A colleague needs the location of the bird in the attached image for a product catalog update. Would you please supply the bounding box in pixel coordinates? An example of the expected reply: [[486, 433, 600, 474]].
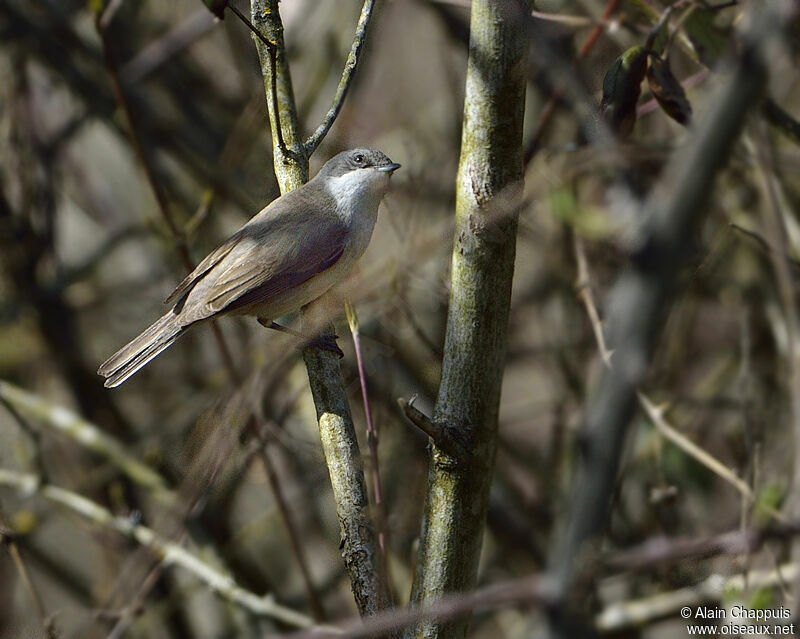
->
[[98, 148, 400, 387]]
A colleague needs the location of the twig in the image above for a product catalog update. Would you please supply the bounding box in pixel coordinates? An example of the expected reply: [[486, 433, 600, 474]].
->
[[120, 9, 217, 84], [276, 522, 800, 638], [572, 234, 612, 367], [763, 98, 800, 146], [0, 395, 49, 483], [530, 10, 610, 28], [524, 0, 622, 163], [748, 126, 800, 528], [304, 0, 378, 154], [0, 380, 172, 500], [0, 509, 58, 639], [572, 238, 773, 516], [596, 562, 800, 632], [277, 573, 550, 639], [257, 440, 326, 621], [345, 301, 390, 594], [93, 10, 240, 383], [228, 4, 287, 155], [397, 397, 468, 460], [0, 469, 318, 628], [637, 393, 765, 512]]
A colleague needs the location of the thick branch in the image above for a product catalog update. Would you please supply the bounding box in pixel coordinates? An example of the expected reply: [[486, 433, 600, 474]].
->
[[408, 2, 529, 638]]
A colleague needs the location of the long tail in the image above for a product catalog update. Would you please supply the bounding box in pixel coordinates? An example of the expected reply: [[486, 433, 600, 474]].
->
[[98, 312, 185, 388]]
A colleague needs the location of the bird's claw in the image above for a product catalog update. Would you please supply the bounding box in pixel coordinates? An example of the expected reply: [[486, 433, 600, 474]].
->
[[302, 334, 344, 359]]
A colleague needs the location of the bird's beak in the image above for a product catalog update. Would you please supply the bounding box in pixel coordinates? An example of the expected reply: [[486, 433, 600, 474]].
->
[[376, 163, 401, 173]]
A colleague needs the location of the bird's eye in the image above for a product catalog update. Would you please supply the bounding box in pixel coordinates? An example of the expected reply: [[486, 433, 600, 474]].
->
[[353, 153, 365, 165]]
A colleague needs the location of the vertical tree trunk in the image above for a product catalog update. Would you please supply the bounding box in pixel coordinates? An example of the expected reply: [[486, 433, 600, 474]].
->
[[408, 2, 529, 637]]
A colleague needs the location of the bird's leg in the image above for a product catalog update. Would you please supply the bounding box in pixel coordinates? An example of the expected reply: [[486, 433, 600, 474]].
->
[[257, 317, 343, 358], [257, 318, 303, 337]]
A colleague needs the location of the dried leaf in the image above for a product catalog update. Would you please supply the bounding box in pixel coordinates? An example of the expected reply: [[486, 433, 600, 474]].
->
[[601, 46, 649, 137], [646, 54, 692, 125]]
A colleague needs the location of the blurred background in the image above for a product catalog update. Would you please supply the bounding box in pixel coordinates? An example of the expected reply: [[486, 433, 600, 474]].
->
[[1, 0, 799, 637]]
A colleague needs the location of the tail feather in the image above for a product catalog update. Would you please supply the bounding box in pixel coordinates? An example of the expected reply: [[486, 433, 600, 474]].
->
[[98, 313, 185, 388]]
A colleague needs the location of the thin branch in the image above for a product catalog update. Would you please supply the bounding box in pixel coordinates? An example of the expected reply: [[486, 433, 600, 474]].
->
[[763, 98, 800, 146], [572, 234, 612, 367], [276, 521, 800, 638], [345, 301, 390, 595], [0, 469, 318, 629], [572, 239, 776, 518], [93, 10, 240, 383], [637, 393, 773, 516], [228, 3, 287, 154], [530, 10, 611, 28], [304, 0, 378, 155], [0, 509, 58, 639], [120, 8, 217, 84], [250, 0, 389, 616], [257, 439, 326, 621], [524, 0, 622, 163], [0, 395, 49, 483], [596, 562, 800, 632], [0, 380, 172, 500]]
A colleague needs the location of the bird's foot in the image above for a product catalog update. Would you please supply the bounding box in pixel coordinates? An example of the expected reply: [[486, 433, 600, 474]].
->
[[302, 333, 344, 359]]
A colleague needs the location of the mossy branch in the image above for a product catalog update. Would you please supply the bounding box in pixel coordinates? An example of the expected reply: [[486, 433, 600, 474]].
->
[[407, 2, 530, 637], [248, 0, 390, 616]]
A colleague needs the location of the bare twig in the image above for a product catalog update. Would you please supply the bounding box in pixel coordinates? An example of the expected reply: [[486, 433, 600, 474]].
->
[[278, 574, 550, 639], [276, 521, 800, 638], [748, 127, 800, 531], [596, 562, 800, 632], [228, 3, 287, 155], [94, 9, 240, 383], [763, 98, 800, 146], [0, 469, 317, 628], [0, 380, 171, 500], [524, 0, 622, 163], [0, 509, 58, 639], [572, 236, 778, 519], [572, 234, 612, 367], [257, 441, 326, 621], [120, 8, 217, 84], [304, 0, 378, 154], [345, 301, 390, 594]]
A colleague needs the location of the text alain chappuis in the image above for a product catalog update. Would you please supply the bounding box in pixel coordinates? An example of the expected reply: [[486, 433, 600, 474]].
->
[[684, 606, 791, 622]]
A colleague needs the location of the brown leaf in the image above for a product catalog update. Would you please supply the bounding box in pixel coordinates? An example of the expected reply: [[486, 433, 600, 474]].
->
[[646, 54, 692, 126]]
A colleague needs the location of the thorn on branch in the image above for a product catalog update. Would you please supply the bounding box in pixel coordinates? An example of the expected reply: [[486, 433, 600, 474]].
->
[[397, 397, 469, 460]]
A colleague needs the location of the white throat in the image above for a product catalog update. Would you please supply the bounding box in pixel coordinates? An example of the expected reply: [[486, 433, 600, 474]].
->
[[326, 170, 387, 222]]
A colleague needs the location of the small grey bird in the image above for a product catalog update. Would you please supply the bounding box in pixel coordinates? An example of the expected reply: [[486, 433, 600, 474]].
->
[[99, 148, 400, 387]]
